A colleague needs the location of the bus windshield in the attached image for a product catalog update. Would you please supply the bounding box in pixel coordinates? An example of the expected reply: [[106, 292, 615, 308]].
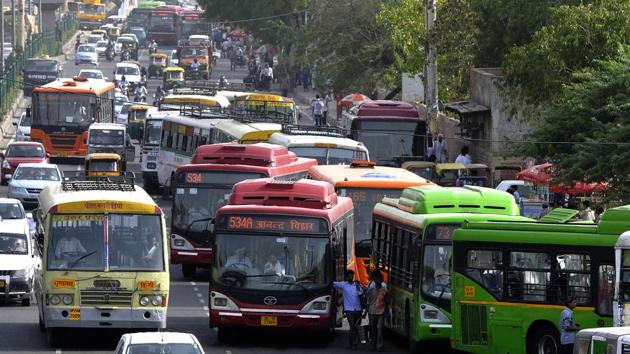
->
[[338, 188, 404, 243], [149, 14, 175, 32], [89, 129, 125, 146], [33, 93, 96, 127], [180, 20, 207, 36], [144, 120, 162, 146], [213, 234, 330, 291], [421, 224, 455, 303], [181, 48, 208, 57], [47, 214, 163, 272], [354, 121, 423, 165], [79, 3, 105, 14], [172, 186, 232, 229], [289, 147, 367, 165]]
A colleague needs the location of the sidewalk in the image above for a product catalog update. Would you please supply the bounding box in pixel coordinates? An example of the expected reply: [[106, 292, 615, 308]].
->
[[0, 31, 80, 152]]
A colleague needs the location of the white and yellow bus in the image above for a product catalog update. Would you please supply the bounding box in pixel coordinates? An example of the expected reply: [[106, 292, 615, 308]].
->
[[36, 177, 169, 346]]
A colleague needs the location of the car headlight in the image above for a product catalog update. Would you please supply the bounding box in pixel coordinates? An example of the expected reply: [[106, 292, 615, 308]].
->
[[49, 295, 61, 305], [13, 268, 30, 278], [8, 185, 26, 195], [151, 295, 163, 306], [2, 159, 10, 168], [62, 295, 73, 305], [139, 295, 150, 306]]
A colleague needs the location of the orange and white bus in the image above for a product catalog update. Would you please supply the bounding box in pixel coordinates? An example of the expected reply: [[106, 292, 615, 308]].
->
[[309, 161, 433, 285], [30, 77, 116, 158]]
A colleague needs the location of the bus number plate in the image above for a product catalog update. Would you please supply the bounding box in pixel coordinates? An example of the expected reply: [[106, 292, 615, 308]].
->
[[58, 151, 67, 157], [69, 308, 80, 320], [260, 316, 277, 326]]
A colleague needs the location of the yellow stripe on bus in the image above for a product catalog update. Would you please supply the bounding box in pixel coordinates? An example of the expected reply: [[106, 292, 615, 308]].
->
[[56, 201, 156, 214], [458, 300, 595, 312]]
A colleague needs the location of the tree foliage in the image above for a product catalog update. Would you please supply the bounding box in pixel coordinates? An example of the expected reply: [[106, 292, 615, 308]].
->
[[521, 47, 630, 200]]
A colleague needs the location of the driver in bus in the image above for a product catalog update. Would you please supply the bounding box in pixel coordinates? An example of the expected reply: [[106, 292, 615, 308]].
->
[[224, 248, 252, 271], [55, 231, 86, 259], [264, 253, 285, 276]]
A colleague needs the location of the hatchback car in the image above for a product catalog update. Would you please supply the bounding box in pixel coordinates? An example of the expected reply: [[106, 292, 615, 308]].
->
[[14, 111, 31, 142], [8, 163, 61, 209], [95, 40, 109, 56], [75, 44, 98, 66], [78, 69, 106, 80], [114, 332, 205, 354], [86, 34, 103, 47], [115, 93, 129, 115], [0, 142, 48, 185], [0, 220, 38, 306]]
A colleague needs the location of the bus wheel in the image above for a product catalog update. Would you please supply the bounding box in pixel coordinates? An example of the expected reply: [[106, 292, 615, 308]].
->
[[528, 325, 559, 354], [182, 264, 196, 278]]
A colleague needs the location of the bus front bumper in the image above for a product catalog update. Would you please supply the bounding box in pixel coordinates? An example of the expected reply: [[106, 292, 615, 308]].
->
[[209, 310, 332, 331], [44, 307, 167, 328]]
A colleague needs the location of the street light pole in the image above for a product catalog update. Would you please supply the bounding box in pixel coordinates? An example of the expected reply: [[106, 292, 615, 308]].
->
[[424, 0, 438, 137], [1, 5, 5, 72], [11, 0, 15, 51], [39, 0, 43, 33]]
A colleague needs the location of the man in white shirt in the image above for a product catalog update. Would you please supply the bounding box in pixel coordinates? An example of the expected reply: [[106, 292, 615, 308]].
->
[[264, 254, 285, 276], [225, 248, 252, 270], [55, 233, 86, 259], [455, 146, 472, 165], [433, 134, 448, 163]]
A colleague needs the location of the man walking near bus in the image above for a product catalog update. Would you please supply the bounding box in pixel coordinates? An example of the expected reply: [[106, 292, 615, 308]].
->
[[560, 297, 580, 354], [312, 95, 324, 126], [334, 270, 364, 350]]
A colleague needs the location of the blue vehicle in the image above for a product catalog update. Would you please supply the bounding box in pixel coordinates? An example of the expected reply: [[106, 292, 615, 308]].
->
[[130, 27, 147, 47]]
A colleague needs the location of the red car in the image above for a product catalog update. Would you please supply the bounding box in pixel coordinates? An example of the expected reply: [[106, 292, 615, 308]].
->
[[0, 142, 49, 185]]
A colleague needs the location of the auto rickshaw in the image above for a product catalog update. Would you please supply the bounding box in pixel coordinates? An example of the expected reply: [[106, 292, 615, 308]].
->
[[401, 161, 436, 181], [148, 53, 168, 79], [128, 104, 151, 141], [163, 67, 185, 91], [101, 24, 120, 41], [84, 153, 123, 177], [457, 163, 491, 187], [435, 162, 467, 186], [119, 37, 139, 60]]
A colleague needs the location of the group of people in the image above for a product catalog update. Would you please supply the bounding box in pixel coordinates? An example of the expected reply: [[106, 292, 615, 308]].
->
[[311, 94, 332, 126], [244, 55, 274, 90], [333, 269, 389, 352]]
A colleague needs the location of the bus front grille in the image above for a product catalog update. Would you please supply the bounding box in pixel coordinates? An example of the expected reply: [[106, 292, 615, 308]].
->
[[80, 290, 133, 306], [460, 303, 488, 346], [50, 135, 77, 147]]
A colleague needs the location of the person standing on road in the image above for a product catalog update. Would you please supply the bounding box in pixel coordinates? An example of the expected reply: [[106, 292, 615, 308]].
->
[[312, 95, 324, 126], [560, 297, 580, 354], [366, 270, 388, 352], [333, 270, 364, 350], [433, 133, 448, 163]]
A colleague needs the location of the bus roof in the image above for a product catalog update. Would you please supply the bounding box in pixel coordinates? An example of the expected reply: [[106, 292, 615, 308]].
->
[[191, 142, 310, 166], [380, 185, 520, 215], [309, 162, 431, 189], [214, 120, 281, 143], [152, 5, 183, 13], [32, 77, 114, 95], [38, 182, 157, 215], [216, 178, 354, 226], [89, 122, 125, 130], [162, 94, 230, 108], [355, 100, 423, 120], [161, 115, 224, 130], [269, 132, 368, 152]]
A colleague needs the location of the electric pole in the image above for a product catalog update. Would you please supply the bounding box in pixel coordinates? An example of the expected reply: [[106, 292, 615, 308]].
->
[[424, 0, 438, 137], [1, 6, 5, 72]]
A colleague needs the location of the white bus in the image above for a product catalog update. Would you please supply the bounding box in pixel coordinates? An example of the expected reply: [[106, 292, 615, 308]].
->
[[212, 119, 281, 144], [141, 110, 181, 194], [268, 126, 369, 165]]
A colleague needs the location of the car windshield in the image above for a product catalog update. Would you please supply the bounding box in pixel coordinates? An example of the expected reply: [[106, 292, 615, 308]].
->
[[87, 36, 100, 44], [115, 96, 129, 105], [14, 166, 60, 181], [0, 233, 28, 255], [130, 29, 145, 38], [289, 147, 367, 165], [78, 45, 95, 53], [89, 160, 117, 172], [117, 66, 139, 76], [338, 188, 404, 243], [89, 129, 125, 146], [214, 233, 330, 291], [181, 21, 207, 36], [80, 71, 102, 79], [96, 42, 108, 48], [6, 144, 45, 158], [47, 214, 164, 271], [143, 120, 162, 145], [165, 71, 182, 79], [0, 203, 24, 219], [354, 120, 424, 165], [126, 343, 203, 354]]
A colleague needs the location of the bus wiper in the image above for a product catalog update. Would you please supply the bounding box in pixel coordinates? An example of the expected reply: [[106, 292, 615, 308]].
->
[[65, 251, 97, 275]]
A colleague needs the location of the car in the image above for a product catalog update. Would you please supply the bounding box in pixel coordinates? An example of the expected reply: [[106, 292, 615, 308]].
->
[[115, 93, 129, 115], [0, 141, 48, 185], [120, 33, 139, 44], [75, 44, 98, 66], [129, 27, 147, 47], [86, 34, 103, 47], [117, 102, 134, 125], [0, 198, 34, 236], [115, 62, 141, 85], [169, 49, 178, 66], [95, 40, 108, 56], [7, 163, 61, 209], [114, 332, 205, 354], [0, 211, 39, 307], [114, 37, 126, 55], [78, 69, 106, 80], [14, 111, 31, 141]]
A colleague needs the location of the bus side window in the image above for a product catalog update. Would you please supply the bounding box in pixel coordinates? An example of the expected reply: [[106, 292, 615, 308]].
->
[[598, 264, 614, 315]]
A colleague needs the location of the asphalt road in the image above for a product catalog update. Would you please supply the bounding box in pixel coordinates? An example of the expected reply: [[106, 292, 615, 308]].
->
[[0, 33, 412, 354]]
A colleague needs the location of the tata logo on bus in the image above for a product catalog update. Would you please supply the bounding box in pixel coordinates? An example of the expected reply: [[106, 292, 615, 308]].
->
[[361, 173, 396, 179], [83, 201, 124, 210]]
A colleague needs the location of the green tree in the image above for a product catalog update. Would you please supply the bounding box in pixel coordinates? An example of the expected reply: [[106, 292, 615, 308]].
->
[[521, 47, 630, 200]]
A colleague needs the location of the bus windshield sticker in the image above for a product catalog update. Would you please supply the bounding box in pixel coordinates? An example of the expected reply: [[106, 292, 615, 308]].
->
[[276, 237, 287, 244], [176, 188, 184, 195], [190, 188, 198, 195]]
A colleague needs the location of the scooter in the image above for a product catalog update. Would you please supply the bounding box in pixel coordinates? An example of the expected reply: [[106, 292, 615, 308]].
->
[[121, 50, 130, 62]]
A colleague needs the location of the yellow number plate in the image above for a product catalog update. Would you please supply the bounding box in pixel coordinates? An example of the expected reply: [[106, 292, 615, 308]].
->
[[58, 151, 67, 157], [260, 316, 277, 326], [464, 285, 475, 297], [69, 308, 80, 320], [0, 279, 5, 288]]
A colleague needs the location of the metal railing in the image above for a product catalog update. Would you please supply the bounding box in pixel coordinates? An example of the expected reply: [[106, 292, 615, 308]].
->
[[0, 13, 77, 121]]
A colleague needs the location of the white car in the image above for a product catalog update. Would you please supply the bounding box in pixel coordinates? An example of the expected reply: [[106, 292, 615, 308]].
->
[[169, 49, 178, 66], [95, 40, 108, 56], [114, 332, 205, 354], [75, 45, 98, 66], [115, 62, 141, 85], [14, 112, 31, 142], [78, 69, 106, 81], [117, 102, 134, 125], [120, 33, 139, 44], [0, 218, 38, 307], [115, 93, 129, 115], [86, 34, 102, 47], [8, 163, 62, 209]]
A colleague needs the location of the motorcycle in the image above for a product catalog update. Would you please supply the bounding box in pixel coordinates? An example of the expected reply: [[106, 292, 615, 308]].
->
[[148, 42, 158, 55], [106, 48, 114, 62], [121, 50, 130, 62]]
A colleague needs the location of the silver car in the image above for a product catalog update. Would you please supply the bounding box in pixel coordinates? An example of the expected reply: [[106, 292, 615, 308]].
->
[[75, 44, 98, 66], [8, 163, 61, 209]]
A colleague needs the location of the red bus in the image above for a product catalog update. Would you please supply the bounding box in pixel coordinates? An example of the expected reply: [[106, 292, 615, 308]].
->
[[147, 5, 183, 44], [178, 9, 210, 38], [170, 143, 318, 277], [345, 100, 427, 167], [209, 178, 354, 340]]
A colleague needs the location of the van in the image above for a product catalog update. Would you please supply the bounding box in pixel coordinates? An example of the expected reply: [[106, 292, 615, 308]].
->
[[0, 218, 39, 306]]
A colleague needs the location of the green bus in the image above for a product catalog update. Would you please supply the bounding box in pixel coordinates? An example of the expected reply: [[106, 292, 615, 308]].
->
[[371, 185, 530, 350], [450, 205, 630, 354]]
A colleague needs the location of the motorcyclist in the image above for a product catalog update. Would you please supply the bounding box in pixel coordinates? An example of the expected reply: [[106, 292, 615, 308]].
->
[[75, 36, 81, 50], [149, 40, 158, 54], [191, 58, 201, 71], [121, 47, 130, 61], [106, 41, 114, 61], [140, 66, 147, 78], [119, 75, 130, 95], [154, 86, 166, 106], [219, 75, 228, 88], [135, 84, 148, 102]]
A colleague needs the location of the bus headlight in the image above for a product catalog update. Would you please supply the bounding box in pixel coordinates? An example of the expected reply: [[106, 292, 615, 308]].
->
[[49, 295, 61, 305], [171, 234, 194, 250], [139, 296, 150, 306], [151, 295, 163, 306], [62, 295, 73, 305], [420, 304, 451, 324], [299, 296, 330, 314], [210, 291, 239, 311]]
